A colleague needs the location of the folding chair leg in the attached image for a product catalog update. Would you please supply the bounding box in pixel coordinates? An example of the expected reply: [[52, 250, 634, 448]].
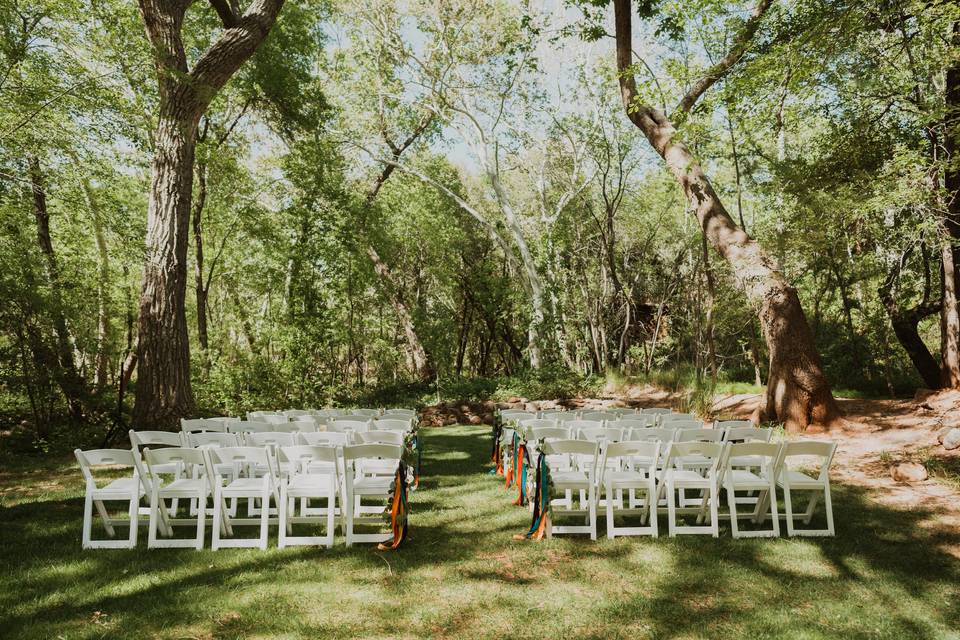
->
[[727, 484, 740, 538], [195, 493, 206, 550], [278, 489, 289, 549], [93, 498, 115, 538], [82, 491, 94, 548], [709, 481, 719, 538], [824, 483, 834, 536], [803, 490, 821, 525], [148, 487, 160, 548], [128, 492, 139, 548], [605, 482, 615, 539], [783, 481, 795, 536], [259, 487, 270, 550], [667, 480, 677, 537], [648, 478, 658, 537]]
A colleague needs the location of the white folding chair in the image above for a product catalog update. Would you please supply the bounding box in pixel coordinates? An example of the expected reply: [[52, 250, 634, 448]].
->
[[609, 407, 638, 417], [181, 431, 242, 516], [659, 441, 727, 537], [271, 421, 316, 434], [601, 441, 660, 538], [501, 410, 535, 424], [299, 431, 351, 447], [518, 418, 558, 435], [618, 417, 656, 432], [542, 440, 598, 540], [777, 441, 836, 537], [144, 447, 216, 549], [208, 447, 280, 549], [283, 410, 310, 418], [669, 420, 709, 431], [342, 444, 403, 546], [180, 418, 227, 433], [723, 442, 782, 538], [552, 412, 582, 423], [673, 428, 725, 506], [641, 408, 672, 419], [278, 445, 340, 547], [717, 420, 755, 434], [578, 426, 625, 443], [75, 449, 144, 549], [312, 409, 346, 420]]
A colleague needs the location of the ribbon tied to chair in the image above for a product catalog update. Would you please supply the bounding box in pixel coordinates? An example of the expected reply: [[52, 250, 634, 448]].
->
[[378, 461, 409, 551], [514, 450, 551, 541]]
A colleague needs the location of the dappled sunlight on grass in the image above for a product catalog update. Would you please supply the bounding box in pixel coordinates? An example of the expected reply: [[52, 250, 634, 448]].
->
[[1, 424, 958, 638]]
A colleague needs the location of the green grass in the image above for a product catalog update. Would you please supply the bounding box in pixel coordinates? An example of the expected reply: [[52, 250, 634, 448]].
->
[[2, 425, 959, 639]]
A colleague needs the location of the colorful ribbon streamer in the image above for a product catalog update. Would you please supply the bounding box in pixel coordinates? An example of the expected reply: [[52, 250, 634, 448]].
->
[[513, 451, 551, 541], [378, 461, 409, 551]]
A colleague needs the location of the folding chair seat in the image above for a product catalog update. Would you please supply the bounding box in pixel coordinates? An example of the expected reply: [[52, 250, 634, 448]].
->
[[207, 447, 280, 549], [659, 441, 727, 537], [75, 449, 144, 549], [278, 445, 340, 547], [723, 442, 782, 538], [601, 441, 660, 538], [541, 440, 598, 539], [373, 418, 412, 432], [342, 444, 404, 546], [776, 441, 837, 537], [181, 418, 228, 433], [144, 447, 216, 549]]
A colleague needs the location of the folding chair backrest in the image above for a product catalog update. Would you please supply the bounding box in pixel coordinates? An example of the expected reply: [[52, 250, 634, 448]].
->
[[664, 441, 726, 470], [283, 410, 309, 418], [581, 411, 619, 422], [228, 421, 274, 434], [641, 407, 672, 416], [130, 430, 183, 450], [247, 411, 277, 420], [618, 417, 655, 431], [332, 418, 373, 433], [144, 447, 207, 473], [349, 409, 381, 418], [75, 449, 138, 481], [262, 415, 289, 425], [629, 427, 676, 442], [298, 431, 351, 447], [185, 431, 241, 448], [342, 443, 402, 463], [374, 418, 412, 432], [543, 439, 599, 472], [676, 428, 724, 443], [357, 430, 405, 446], [208, 446, 274, 470], [278, 445, 338, 471], [726, 441, 781, 468], [313, 409, 345, 419], [537, 409, 564, 417], [661, 412, 695, 422], [552, 412, 581, 422], [602, 441, 660, 478], [382, 408, 416, 419], [180, 418, 227, 433], [609, 407, 638, 416], [530, 426, 571, 441], [519, 418, 558, 431], [501, 411, 535, 424], [781, 440, 836, 479], [271, 422, 314, 434], [207, 417, 241, 428], [668, 420, 708, 430], [717, 420, 754, 431], [724, 426, 771, 443], [501, 427, 518, 445], [245, 432, 297, 448], [566, 419, 603, 434], [579, 426, 624, 443]]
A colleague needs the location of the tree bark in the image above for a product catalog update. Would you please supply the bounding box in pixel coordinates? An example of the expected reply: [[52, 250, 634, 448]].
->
[[28, 155, 86, 420], [133, 0, 285, 428], [941, 20, 960, 388], [193, 159, 209, 352], [613, 0, 840, 430], [78, 173, 113, 390]]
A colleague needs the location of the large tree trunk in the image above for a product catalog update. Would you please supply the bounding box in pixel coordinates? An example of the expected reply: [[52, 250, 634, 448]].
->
[[133, 106, 199, 428], [133, 0, 285, 428], [28, 155, 86, 420], [941, 20, 960, 388], [613, 0, 840, 430]]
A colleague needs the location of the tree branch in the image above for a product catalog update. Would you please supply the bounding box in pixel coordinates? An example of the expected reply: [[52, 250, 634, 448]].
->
[[208, 0, 239, 28], [673, 0, 774, 118]]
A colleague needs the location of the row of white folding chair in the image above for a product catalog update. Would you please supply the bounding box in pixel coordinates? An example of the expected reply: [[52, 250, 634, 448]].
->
[[76, 441, 404, 550]]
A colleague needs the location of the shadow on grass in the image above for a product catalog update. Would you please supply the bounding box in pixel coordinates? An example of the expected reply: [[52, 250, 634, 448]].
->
[[1, 424, 958, 638]]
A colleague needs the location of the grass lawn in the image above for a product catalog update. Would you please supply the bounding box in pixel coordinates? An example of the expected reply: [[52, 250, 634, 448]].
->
[[2, 424, 959, 639]]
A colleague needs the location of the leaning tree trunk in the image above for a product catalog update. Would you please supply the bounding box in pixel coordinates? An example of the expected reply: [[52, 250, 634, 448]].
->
[[79, 173, 113, 390], [193, 159, 210, 353], [133, 106, 199, 428], [613, 0, 840, 430]]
